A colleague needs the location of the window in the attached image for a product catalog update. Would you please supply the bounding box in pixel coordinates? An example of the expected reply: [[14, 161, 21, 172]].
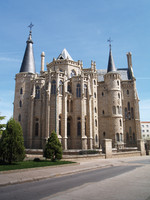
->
[[35, 86, 40, 99], [70, 70, 76, 78], [112, 106, 116, 114], [126, 133, 129, 141], [95, 119, 97, 127], [18, 114, 21, 122], [59, 116, 61, 136], [67, 83, 72, 93], [76, 83, 81, 98], [85, 117, 87, 136], [102, 110, 105, 115], [117, 106, 120, 114], [94, 80, 96, 85], [103, 132, 106, 137], [51, 80, 56, 94], [67, 100, 69, 112], [102, 92, 104, 96], [127, 90, 129, 95], [71, 100, 73, 112], [131, 107, 134, 119], [120, 119, 122, 126], [20, 88, 23, 94], [143, 134, 145, 137], [147, 130, 149, 132], [96, 135, 98, 143], [67, 117, 71, 136], [120, 133, 123, 141], [143, 130, 145, 132], [19, 100, 22, 108], [133, 132, 136, 141], [125, 108, 127, 118], [117, 81, 119, 86], [77, 117, 81, 136], [128, 102, 130, 111], [116, 133, 119, 142], [94, 93, 96, 98], [84, 84, 88, 98], [95, 107, 97, 113], [147, 125, 149, 128], [59, 80, 63, 95], [147, 134, 149, 137], [118, 93, 120, 99], [35, 122, 39, 136]]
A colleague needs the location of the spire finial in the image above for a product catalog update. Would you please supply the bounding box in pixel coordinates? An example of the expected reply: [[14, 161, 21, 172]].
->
[[28, 22, 34, 32], [107, 37, 113, 49]]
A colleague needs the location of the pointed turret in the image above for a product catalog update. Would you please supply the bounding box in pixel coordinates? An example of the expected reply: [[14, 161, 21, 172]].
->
[[57, 48, 73, 61], [20, 26, 36, 73], [107, 45, 116, 73]]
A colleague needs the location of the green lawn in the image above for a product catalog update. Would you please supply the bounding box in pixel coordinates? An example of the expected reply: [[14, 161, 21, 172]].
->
[[0, 160, 75, 172]]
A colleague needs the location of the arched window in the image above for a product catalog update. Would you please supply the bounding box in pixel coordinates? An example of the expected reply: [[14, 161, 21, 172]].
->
[[116, 133, 119, 142], [77, 117, 81, 136], [120, 119, 122, 126], [117, 81, 119, 86], [70, 70, 76, 78], [127, 90, 129, 95], [18, 114, 21, 122], [67, 117, 71, 136], [131, 107, 134, 119], [95, 119, 97, 127], [120, 133, 123, 141], [112, 106, 116, 114], [20, 88, 23, 94], [103, 132, 106, 138], [59, 115, 61, 136], [84, 84, 88, 98], [71, 100, 73, 112], [95, 107, 97, 113], [128, 102, 130, 111], [102, 92, 104, 96], [67, 100, 69, 112], [118, 93, 120, 99], [76, 83, 81, 98], [19, 100, 22, 108], [117, 106, 120, 114], [96, 134, 98, 143], [35, 121, 39, 136], [125, 108, 127, 118], [94, 92, 96, 98], [59, 80, 63, 95], [133, 132, 136, 142], [35, 86, 40, 99], [51, 80, 56, 94], [67, 83, 72, 93], [94, 80, 96, 85], [126, 132, 129, 141]]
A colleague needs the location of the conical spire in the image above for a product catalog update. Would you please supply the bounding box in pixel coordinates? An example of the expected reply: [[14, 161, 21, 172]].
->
[[107, 41, 116, 73], [20, 24, 36, 73]]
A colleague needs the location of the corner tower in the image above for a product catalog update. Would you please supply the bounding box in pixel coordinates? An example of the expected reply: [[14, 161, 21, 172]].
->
[[102, 45, 124, 147], [13, 24, 36, 148]]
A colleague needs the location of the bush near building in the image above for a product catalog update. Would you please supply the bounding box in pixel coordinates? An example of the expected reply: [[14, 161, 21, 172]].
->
[[0, 118, 25, 164], [43, 130, 62, 161]]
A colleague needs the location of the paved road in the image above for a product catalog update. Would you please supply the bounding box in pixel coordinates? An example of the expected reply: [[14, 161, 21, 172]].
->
[[0, 162, 149, 200]]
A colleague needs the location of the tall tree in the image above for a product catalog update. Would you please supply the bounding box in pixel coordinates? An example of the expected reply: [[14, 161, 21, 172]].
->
[[0, 118, 25, 164], [43, 130, 62, 161]]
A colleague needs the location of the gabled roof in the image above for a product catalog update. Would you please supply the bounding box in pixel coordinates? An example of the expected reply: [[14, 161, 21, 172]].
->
[[19, 31, 36, 73], [57, 48, 73, 61], [107, 48, 116, 73]]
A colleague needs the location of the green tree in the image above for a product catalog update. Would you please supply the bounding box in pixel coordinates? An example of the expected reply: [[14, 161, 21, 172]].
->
[[0, 115, 6, 136], [43, 130, 62, 161], [0, 118, 25, 164]]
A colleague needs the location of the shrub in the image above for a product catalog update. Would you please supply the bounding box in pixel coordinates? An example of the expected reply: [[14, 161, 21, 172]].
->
[[43, 130, 62, 161], [0, 118, 25, 164]]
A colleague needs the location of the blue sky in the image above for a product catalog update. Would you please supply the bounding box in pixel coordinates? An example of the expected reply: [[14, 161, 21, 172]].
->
[[0, 0, 150, 123]]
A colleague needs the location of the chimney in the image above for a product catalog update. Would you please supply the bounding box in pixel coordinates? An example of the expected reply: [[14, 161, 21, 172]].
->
[[41, 52, 45, 72], [127, 52, 132, 69]]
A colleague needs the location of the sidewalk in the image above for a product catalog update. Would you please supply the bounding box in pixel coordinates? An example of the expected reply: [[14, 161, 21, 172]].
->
[[0, 156, 149, 187]]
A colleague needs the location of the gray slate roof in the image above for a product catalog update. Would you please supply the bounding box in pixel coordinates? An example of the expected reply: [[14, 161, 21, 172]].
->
[[97, 68, 130, 82], [20, 31, 36, 74]]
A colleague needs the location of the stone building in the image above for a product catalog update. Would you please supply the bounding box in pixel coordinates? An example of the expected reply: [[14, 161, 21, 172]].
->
[[13, 29, 141, 150], [141, 122, 150, 140]]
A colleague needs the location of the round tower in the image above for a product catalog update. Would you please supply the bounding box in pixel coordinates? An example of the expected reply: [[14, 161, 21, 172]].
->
[[104, 46, 124, 148]]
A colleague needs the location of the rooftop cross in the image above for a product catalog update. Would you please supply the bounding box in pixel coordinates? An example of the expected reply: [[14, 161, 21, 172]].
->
[[107, 37, 113, 49], [28, 23, 34, 31]]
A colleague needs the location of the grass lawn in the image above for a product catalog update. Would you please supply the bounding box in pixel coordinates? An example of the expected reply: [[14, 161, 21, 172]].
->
[[0, 160, 75, 172]]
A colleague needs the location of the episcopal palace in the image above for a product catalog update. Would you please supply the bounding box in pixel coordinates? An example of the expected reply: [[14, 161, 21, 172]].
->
[[13, 29, 141, 150]]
